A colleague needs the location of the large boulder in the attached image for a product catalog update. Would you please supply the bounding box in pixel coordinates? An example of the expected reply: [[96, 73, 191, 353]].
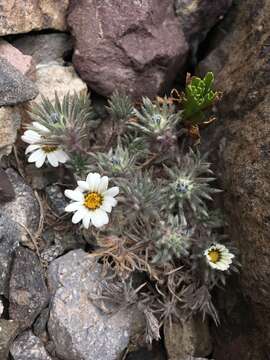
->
[[48, 249, 145, 360], [198, 0, 270, 357], [0, 1, 69, 36], [68, 0, 188, 100]]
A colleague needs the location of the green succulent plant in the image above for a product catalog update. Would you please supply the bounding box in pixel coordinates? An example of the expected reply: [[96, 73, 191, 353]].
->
[[182, 72, 218, 125]]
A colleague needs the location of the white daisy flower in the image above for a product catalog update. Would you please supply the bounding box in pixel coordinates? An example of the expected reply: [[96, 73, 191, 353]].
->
[[21, 123, 69, 168], [204, 243, 235, 271], [64, 172, 119, 229]]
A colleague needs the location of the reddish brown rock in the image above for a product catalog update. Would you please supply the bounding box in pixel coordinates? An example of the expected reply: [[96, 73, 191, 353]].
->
[[68, 0, 188, 100], [198, 0, 270, 357], [0, 40, 36, 80]]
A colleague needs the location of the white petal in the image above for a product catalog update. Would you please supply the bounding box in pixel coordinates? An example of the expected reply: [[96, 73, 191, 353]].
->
[[103, 186, 119, 197], [216, 263, 229, 271], [54, 149, 69, 163], [35, 153, 47, 168], [77, 181, 90, 192], [22, 130, 41, 144], [82, 212, 91, 229], [65, 202, 82, 212], [86, 173, 101, 191], [64, 189, 84, 202], [72, 207, 88, 224], [208, 262, 218, 269], [32, 122, 50, 133], [25, 144, 40, 154], [47, 152, 59, 167], [101, 196, 117, 212], [90, 209, 109, 228], [216, 244, 226, 252], [98, 176, 109, 192], [28, 149, 45, 163]]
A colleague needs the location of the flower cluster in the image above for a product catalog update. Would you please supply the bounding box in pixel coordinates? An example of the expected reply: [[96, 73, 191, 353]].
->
[[20, 74, 238, 342]]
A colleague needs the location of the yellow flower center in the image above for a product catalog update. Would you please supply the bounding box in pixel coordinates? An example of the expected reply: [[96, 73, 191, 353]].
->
[[84, 192, 103, 210], [208, 249, 221, 263], [42, 145, 58, 153]]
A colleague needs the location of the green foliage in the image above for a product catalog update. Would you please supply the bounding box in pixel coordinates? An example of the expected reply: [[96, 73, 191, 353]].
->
[[182, 72, 218, 125], [28, 92, 95, 152], [153, 215, 193, 263], [131, 97, 180, 139], [88, 143, 138, 177], [165, 149, 221, 217], [106, 90, 134, 122], [119, 171, 164, 229]]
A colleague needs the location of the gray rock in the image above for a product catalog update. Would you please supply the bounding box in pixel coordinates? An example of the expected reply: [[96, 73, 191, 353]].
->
[[9, 247, 49, 330], [40, 244, 64, 265], [33, 308, 50, 337], [0, 214, 20, 296], [68, 0, 188, 100], [0, 319, 20, 360], [48, 249, 145, 360], [175, 0, 232, 45], [11, 33, 73, 65], [0, 57, 38, 106], [0, 168, 15, 203], [164, 316, 212, 360], [10, 330, 52, 360], [45, 185, 67, 216], [0, 168, 40, 249], [40, 229, 85, 265], [0, 106, 21, 158]]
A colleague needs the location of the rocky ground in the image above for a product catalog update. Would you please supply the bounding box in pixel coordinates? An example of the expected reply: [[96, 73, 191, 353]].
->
[[0, 0, 268, 359]]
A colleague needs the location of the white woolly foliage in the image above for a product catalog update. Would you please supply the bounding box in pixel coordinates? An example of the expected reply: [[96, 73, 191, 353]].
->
[[24, 87, 239, 344]]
